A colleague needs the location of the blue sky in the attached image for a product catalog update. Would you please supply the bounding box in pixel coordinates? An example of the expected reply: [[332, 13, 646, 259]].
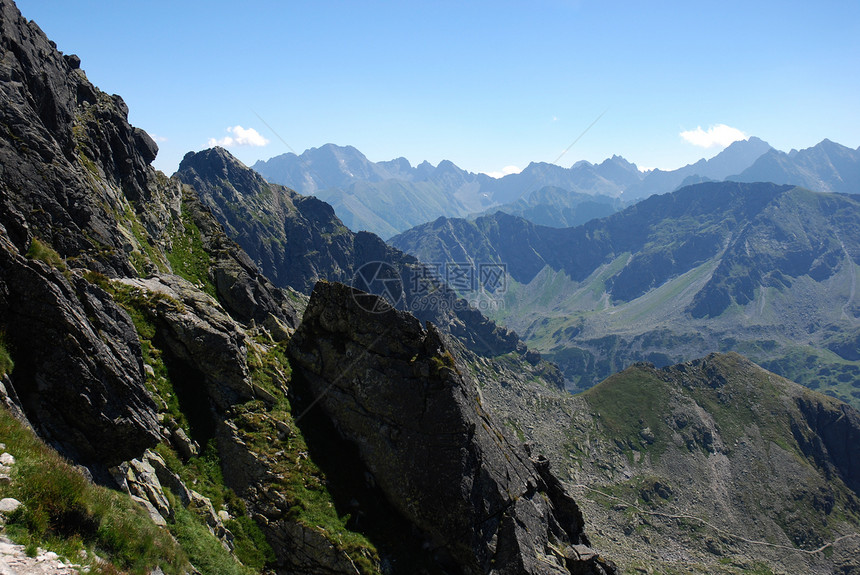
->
[[16, 0, 860, 176]]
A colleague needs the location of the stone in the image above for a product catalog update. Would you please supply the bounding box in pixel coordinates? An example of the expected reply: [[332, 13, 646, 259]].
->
[[188, 490, 234, 551], [145, 449, 193, 507], [115, 275, 253, 410], [0, 244, 161, 468], [0, 497, 21, 513], [0, 453, 13, 466], [130, 495, 166, 527], [63, 53, 81, 69], [170, 426, 199, 460], [113, 454, 171, 524]]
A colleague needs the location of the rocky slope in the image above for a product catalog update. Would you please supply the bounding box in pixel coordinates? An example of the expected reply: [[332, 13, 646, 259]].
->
[[175, 146, 526, 358], [287, 282, 615, 575], [390, 181, 860, 406], [475, 352, 860, 574], [0, 1, 611, 573]]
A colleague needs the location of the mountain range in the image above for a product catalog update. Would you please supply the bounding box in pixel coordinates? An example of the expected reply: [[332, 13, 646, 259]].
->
[[390, 181, 860, 409], [252, 137, 859, 239], [2, 0, 860, 574]]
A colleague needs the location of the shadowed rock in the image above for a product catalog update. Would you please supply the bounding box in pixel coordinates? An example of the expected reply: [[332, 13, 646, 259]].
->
[[288, 281, 615, 575]]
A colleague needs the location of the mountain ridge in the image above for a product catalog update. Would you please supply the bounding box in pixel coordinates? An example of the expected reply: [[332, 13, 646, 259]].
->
[[390, 181, 860, 404], [253, 137, 858, 240]]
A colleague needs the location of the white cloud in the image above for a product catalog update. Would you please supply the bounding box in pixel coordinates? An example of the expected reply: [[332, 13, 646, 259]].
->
[[207, 125, 269, 148], [147, 132, 168, 142], [679, 124, 747, 148], [638, 166, 654, 173], [483, 165, 522, 179]]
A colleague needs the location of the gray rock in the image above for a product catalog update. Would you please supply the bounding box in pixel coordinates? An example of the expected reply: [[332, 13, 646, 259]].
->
[[0, 233, 161, 468], [0, 498, 21, 514], [288, 282, 615, 575], [170, 426, 199, 460], [130, 495, 167, 527], [146, 450, 194, 507], [113, 454, 172, 523], [188, 490, 234, 551], [115, 274, 253, 409]]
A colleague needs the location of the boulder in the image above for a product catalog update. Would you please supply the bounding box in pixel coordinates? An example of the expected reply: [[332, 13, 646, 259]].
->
[[288, 282, 615, 575]]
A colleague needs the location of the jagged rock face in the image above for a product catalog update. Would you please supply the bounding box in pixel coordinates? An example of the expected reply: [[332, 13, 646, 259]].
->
[[176, 147, 523, 357], [0, 0, 161, 275], [0, 229, 160, 467], [176, 147, 355, 294], [288, 282, 615, 575], [0, 0, 302, 471], [793, 393, 860, 496], [164, 184, 303, 338]]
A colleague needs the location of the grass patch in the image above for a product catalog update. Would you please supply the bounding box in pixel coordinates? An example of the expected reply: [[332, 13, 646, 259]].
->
[[168, 496, 250, 575], [225, 515, 276, 571], [167, 202, 216, 297], [231, 340, 380, 573], [26, 237, 65, 270], [0, 332, 13, 377], [0, 406, 189, 574], [580, 366, 671, 459]]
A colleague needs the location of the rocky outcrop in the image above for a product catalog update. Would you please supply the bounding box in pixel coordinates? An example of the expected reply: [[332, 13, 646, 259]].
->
[[116, 274, 254, 410], [0, 0, 303, 469], [794, 392, 860, 496], [113, 449, 235, 549], [288, 282, 615, 575], [0, 228, 160, 468], [175, 148, 522, 357], [178, 186, 302, 339], [0, 0, 162, 275]]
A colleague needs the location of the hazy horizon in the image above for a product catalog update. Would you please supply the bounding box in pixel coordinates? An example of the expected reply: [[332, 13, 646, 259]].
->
[[16, 0, 860, 177]]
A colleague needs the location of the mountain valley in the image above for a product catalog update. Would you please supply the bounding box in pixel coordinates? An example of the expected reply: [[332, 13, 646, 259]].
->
[[0, 1, 858, 574], [390, 182, 860, 410]]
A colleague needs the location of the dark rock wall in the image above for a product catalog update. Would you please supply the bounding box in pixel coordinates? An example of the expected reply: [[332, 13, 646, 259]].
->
[[288, 282, 615, 575]]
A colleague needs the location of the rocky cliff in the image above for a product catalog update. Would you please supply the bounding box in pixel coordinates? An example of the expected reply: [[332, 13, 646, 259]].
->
[[288, 281, 614, 575], [0, 1, 610, 573], [0, 0, 299, 471]]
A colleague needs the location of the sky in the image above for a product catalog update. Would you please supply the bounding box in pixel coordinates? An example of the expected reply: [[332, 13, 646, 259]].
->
[[15, 0, 860, 177]]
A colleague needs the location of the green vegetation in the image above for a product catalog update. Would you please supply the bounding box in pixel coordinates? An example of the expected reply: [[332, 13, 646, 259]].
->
[[580, 367, 671, 459], [225, 515, 276, 571], [756, 345, 860, 408], [231, 339, 380, 573], [0, 406, 189, 574], [120, 203, 170, 276], [430, 349, 458, 376], [85, 275, 272, 571], [168, 497, 251, 575], [26, 237, 65, 270], [166, 201, 217, 297], [0, 332, 13, 377]]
